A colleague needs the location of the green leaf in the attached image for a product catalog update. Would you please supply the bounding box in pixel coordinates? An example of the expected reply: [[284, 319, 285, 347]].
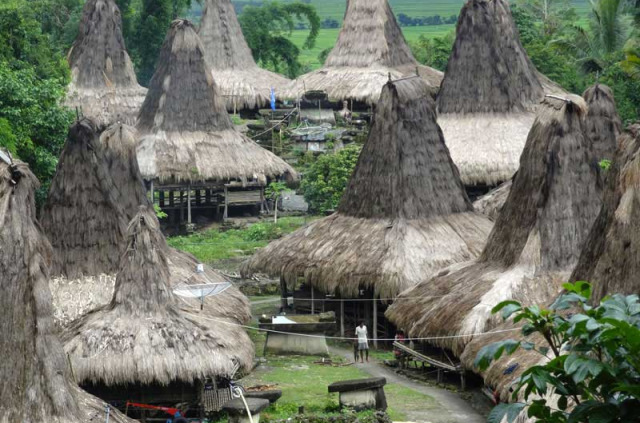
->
[[492, 300, 522, 314], [501, 303, 523, 320], [557, 395, 568, 411], [488, 403, 527, 423]]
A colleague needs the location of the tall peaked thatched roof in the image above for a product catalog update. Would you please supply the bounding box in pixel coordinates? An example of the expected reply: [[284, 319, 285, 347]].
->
[[437, 0, 564, 187], [198, 0, 289, 110], [0, 157, 133, 423], [583, 84, 622, 162], [63, 206, 254, 386], [461, 125, 640, 400], [387, 94, 602, 355], [136, 19, 295, 184], [282, 0, 443, 104], [241, 78, 492, 298], [66, 0, 146, 126], [41, 119, 127, 279]]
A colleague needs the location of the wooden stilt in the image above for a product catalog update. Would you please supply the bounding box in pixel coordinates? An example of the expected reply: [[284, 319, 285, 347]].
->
[[223, 186, 229, 222], [311, 286, 315, 315], [180, 190, 184, 222], [340, 300, 345, 337], [187, 184, 192, 224], [373, 295, 378, 348], [159, 190, 165, 207]]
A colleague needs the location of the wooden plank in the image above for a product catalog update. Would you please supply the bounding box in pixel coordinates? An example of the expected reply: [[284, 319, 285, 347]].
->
[[392, 342, 461, 372]]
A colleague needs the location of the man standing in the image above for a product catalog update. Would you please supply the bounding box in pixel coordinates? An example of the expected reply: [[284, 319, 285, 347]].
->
[[355, 322, 369, 363]]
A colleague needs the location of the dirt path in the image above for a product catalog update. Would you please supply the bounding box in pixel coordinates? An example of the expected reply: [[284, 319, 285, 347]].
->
[[330, 346, 485, 423]]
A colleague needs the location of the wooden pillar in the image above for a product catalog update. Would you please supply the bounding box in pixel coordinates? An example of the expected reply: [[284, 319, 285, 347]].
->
[[180, 190, 185, 222], [169, 191, 175, 207], [340, 299, 345, 337], [196, 189, 201, 206], [310, 286, 315, 315], [159, 190, 165, 207], [373, 295, 378, 348], [205, 189, 212, 205], [223, 186, 229, 222], [187, 184, 192, 224], [260, 187, 265, 213], [280, 277, 287, 311]]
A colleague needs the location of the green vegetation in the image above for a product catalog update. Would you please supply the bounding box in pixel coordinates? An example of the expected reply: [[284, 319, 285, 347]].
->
[[167, 216, 316, 263], [476, 282, 640, 423], [239, 1, 320, 78]]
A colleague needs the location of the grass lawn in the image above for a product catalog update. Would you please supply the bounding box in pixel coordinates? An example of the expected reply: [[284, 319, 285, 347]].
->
[[167, 216, 317, 264]]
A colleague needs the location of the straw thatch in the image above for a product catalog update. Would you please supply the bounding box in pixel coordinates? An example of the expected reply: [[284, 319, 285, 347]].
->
[[136, 20, 296, 185], [281, 0, 443, 105], [437, 0, 566, 187], [198, 0, 289, 111], [44, 119, 251, 326], [583, 84, 622, 162], [0, 157, 133, 423], [460, 125, 640, 401], [386, 95, 603, 356], [241, 77, 493, 298], [63, 206, 254, 386], [41, 118, 127, 279], [473, 180, 512, 221], [66, 0, 146, 127]]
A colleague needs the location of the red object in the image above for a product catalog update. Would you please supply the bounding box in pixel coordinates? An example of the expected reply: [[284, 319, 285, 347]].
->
[[126, 401, 181, 417]]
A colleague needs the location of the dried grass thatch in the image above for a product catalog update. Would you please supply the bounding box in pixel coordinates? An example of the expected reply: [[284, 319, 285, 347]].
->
[[473, 180, 512, 221], [241, 77, 492, 298], [0, 157, 133, 423], [198, 0, 289, 110], [437, 0, 565, 187], [44, 119, 251, 326], [63, 206, 254, 386], [583, 84, 622, 162], [282, 0, 443, 105], [136, 20, 296, 184], [66, 0, 147, 127], [386, 95, 603, 356], [460, 124, 640, 401]]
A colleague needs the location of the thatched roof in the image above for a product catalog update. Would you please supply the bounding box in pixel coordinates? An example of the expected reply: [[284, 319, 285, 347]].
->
[[41, 118, 127, 279], [282, 0, 443, 105], [66, 0, 146, 127], [386, 95, 603, 355], [460, 125, 640, 400], [63, 206, 254, 386], [198, 0, 289, 110], [437, 0, 565, 187], [0, 157, 133, 423], [136, 19, 296, 184], [473, 180, 512, 221], [44, 119, 251, 326], [583, 84, 622, 162], [241, 77, 493, 298]]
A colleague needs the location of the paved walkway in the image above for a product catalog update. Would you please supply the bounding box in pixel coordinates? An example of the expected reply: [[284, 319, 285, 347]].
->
[[330, 346, 485, 423]]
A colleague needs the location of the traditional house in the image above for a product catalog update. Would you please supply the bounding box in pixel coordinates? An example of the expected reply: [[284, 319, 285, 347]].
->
[[242, 77, 493, 343], [282, 0, 443, 106], [198, 0, 289, 112], [66, 0, 146, 126]]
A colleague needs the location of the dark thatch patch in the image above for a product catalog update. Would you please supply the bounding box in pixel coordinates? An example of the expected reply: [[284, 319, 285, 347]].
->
[[198, 0, 289, 110], [282, 0, 443, 104], [136, 19, 296, 184], [386, 94, 603, 356], [66, 0, 146, 126], [473, 180, 512, 221], [63, 206, 254, 386], [241, 77, 493, 298], [460, 125, 640, 401], [0, 157, 134, 423], [436, 0, 564, 187], [41, 118, 127, 279], [45, 120, 251, 326], [583, 84, 622, 162]]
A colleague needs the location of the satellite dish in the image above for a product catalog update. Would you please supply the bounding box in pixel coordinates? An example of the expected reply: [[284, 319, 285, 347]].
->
[[173, 264, 232, 310]]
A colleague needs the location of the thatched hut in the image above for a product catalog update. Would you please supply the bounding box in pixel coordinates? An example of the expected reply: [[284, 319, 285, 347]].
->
[[460, 124, 640, 401], [386, 94, 602, 356], [437, 0, 564, 187], [66, 0, 146, 126], [0, 155, 133, 423], [63, 206, 254, 410], [583, 84, 622, 162], [282, 0, 443, 105], [137, 20, 296, 223], [242, 77, 493, 341], [198, 0, 289, 111], [43, 119, 251, 327]]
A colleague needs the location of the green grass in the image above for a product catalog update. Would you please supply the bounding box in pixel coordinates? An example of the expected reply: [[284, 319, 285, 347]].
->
[[167, 216, 317, 264]]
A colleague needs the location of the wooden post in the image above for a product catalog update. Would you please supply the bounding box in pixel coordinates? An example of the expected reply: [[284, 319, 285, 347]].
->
[[205, 189, 212, 205], [180, 190, 185, 223], [373, 295, 378, 348], [280, 277, 287, 311], [260, 187, 265, 214], [223, 186, 229, 222], [169, 191, 175, 207], [149, 180, 154, 205], [159, 190, 165, 207], [195, 189, 201, 206], [340, 299, 345, 337], [187, 184, 192, 224], [310, 286, 315, 315]]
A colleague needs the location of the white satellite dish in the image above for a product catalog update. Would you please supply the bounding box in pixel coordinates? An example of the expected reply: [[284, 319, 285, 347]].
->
[[173, 264, 232, 309]]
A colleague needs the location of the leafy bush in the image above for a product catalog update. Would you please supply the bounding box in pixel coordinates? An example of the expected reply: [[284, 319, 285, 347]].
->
[[476, 282, 640, 423], [242, 222, 284, 242], [300, 144, 361, 214]]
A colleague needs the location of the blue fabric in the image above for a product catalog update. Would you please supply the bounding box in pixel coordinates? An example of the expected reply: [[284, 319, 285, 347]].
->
[[270, 88, 276, 110]]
